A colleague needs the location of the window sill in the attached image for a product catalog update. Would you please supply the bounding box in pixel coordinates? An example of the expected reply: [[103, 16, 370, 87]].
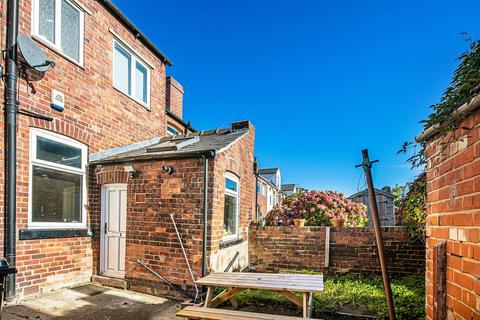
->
[[112, 86, 151, 112], [19, 228, 92, 240], [32, 35, 85, 70], [219, 237, 243, 250]]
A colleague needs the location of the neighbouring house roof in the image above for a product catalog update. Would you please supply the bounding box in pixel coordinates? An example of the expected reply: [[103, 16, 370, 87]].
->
[[90, 127, 249, 164], [348, 188, 395, 200], [281, 184, 296, 192], [98, 0, 173, 66], [258, 175, 280, 190], [258, 168, 280, 175]]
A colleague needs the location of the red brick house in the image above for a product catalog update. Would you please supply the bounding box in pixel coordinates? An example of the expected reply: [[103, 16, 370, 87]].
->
[[418, 94, 480, 319], [0, 0, 255, 299]]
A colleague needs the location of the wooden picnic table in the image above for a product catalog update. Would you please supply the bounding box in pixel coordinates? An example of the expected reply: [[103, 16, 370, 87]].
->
[[195, 272, 324, 318]]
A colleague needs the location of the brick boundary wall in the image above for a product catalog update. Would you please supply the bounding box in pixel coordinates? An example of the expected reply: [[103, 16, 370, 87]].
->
[[249, 226, 425, 275], [423, 106, 480, 319]]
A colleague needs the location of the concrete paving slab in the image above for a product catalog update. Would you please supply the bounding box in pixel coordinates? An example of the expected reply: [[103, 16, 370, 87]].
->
[[2, 284, 183, 320]]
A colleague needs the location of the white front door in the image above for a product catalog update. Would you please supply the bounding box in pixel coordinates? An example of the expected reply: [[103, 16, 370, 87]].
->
[[101, 184, 127, 278]]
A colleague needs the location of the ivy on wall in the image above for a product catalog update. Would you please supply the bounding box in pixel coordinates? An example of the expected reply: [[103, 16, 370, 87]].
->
[[398, 35, 480, 239]]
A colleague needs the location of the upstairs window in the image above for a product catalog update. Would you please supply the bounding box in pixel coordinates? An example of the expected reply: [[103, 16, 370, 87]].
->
[[113, 40, 150, 107], [224, 173, 239, 239], [29, 129, 87, 228], [32, 0, 84, 64]]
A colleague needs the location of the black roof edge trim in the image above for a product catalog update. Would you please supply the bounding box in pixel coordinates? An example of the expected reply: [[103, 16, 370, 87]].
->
[[90, 150, 216, 165], [97, 0, 173, 66], [166, 109, 196, 132]]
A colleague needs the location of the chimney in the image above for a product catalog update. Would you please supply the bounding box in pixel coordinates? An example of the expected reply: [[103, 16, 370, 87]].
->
[[166, 76, 184, 118]]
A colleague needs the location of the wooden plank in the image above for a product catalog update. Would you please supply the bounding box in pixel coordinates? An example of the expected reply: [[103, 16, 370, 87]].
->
[[209, 287, 245, 308], [433, 241, 446, 320], [302, 293, 307, 318], [278, 291, 303, 308], [195, 273, 324, 292], [204, 287, 214, 308], [177, 306, 319, 320], [324, 227, 330, 267], [195, 280, 323, 293]]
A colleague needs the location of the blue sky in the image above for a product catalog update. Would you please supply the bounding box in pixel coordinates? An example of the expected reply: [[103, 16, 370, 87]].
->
[[115, 0, 479, 195]]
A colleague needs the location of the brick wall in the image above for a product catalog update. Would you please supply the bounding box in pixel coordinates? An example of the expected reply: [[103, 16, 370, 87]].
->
[[424, 106, 480, 319], [0, 0, 171, 298], [249, 226, 425, 275], [166, 76, 184, 119]]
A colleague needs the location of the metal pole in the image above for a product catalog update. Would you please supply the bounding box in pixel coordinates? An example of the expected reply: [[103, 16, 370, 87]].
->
[[357, 149, 395, 320], [3, 0, 19, 300]]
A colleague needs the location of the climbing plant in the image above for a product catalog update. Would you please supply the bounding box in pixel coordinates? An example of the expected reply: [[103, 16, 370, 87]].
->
[[400, 35, 480, 167], [396, 174, 427, 242]]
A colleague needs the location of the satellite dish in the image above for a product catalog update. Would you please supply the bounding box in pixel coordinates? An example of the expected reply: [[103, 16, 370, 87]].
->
[[17, 35, 55, 73]]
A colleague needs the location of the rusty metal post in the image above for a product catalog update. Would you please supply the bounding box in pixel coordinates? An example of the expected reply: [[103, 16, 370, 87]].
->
[[357, 149, 396, 320]]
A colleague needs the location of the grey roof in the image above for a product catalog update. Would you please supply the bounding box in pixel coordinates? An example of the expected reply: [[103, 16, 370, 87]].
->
[[90, 128, 249, 164], [258, 168, 280, 174], [348, 188, 395, 199], [281, 184, 296, 192]]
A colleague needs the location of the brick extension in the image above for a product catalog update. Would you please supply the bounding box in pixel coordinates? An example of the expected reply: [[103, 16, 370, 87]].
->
[[249, 226, 425, 275]]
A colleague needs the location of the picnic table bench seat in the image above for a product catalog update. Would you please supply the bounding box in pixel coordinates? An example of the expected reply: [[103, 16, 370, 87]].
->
[[176, 306, 320, 320]]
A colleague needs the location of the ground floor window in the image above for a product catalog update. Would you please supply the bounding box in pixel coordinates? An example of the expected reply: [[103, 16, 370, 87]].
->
[[223, 172, 239, 239], [29, 128, 87, 228]]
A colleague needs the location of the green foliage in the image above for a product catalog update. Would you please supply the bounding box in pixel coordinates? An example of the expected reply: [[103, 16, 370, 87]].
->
[[401, 36, 480, 168], [233, 273, 425, 320], [397, 174, 427, 242]]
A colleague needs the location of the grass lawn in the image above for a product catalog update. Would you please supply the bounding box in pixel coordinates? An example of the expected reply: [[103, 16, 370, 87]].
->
[[229, 272, 425, 319]]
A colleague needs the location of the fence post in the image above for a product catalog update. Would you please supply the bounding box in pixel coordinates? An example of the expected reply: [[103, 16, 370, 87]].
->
[[433, 241, 446, 320], [324, 227, 330, 268]]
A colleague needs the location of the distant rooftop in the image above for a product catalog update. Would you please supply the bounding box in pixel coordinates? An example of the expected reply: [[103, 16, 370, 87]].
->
[[258, 168, 280, 174], [281, 184, 296, 192]]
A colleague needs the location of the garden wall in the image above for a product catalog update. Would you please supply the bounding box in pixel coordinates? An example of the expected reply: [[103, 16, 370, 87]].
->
[[421, 97, 480, 320], [249, 226, 424, 275]]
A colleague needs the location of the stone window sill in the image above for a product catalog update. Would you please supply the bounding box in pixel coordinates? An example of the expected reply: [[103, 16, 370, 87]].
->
[[19, 228, 92, 240], [219, 237, 244, 250]]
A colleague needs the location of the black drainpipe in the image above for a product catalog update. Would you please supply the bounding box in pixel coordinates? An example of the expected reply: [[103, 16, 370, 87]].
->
[[4, 0, 19, 299], [201, 150, 215, 278]]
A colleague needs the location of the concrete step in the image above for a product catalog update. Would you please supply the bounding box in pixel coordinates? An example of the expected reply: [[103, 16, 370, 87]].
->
[[91, 275, 128, 290]]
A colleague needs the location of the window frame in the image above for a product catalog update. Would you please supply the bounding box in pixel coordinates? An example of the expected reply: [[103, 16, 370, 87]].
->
[[223, 172, 240, 241], [167, 125, 180, 136], [28, 128, 88, 229], [31, 0, 85, 65], [112, 39, 151, 109]]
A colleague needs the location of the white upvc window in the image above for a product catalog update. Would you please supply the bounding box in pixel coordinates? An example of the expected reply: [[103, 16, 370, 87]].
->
[[29, 128, 87, 229], [113, 40, 151, 108], [167, 125, 180, 136], [223, 172, 240, 240], [32, 0, 85, 64]]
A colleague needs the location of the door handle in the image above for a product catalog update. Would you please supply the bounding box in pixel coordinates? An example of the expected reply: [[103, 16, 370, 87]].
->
[[104, 222, 107, 234]]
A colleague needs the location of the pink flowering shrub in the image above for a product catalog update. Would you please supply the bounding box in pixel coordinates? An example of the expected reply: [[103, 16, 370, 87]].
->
[[264, 190, 368, 227]]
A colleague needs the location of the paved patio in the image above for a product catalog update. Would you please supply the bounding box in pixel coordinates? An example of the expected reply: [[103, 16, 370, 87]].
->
[[2, 284, 182, 320]]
